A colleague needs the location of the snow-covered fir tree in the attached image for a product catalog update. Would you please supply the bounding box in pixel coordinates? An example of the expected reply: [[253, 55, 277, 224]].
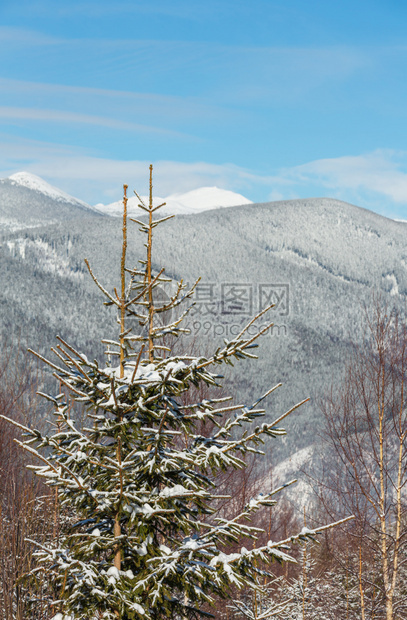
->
[[1, 167, 350, 619]]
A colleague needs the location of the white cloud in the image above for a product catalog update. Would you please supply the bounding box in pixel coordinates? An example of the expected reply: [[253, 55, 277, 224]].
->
[[271, 150, 407, 205], [38, 158, 263, 202], [262, 149, 407, 218], [2, 136, 407, 218], [0, 136, 263, 203], [296, 150, 407, 203]]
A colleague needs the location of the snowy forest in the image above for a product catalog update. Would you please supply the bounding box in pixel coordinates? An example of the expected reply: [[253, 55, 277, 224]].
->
[[1, 168, 407, 619]]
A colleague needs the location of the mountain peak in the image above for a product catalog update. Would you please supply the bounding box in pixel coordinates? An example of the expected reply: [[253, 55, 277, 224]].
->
[[96, 186, 253, 217], [7, 171, 91, 208], [166, 186, 253, 213]]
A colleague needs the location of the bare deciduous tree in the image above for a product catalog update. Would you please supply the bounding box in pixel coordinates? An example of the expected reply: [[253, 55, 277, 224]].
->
[[0, 345, 56, 619], [317, 301, 407, 619]]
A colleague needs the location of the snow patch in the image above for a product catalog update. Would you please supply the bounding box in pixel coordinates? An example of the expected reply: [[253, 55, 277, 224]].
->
[[106, 566, 120, 579], [5, 237, 84, 280], [259, 445, 314, 512], [160, 484, 190, 498], [385, 273, 399, 296], [272, 445, 313, 484], [0, 216, 44, 232]]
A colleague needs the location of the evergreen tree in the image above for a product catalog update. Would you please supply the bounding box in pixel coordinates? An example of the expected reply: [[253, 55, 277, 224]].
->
[[1, 167, 350, 619]]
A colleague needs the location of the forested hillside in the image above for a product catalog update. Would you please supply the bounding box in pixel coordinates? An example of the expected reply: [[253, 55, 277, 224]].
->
[[1, 194, 406, 462]]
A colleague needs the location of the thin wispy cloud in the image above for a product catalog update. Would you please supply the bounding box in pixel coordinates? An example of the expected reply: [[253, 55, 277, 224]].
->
[[12, 0, 274, 22], [0, 26, 59, 45], [0, 106, 196, 139], [0, 78, 227, 123], [12, 0, 220, 20]]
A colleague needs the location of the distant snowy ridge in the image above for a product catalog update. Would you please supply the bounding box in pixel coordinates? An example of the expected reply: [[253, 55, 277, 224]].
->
[[7, 172, 96, 210], [95, 186, 253, 216]]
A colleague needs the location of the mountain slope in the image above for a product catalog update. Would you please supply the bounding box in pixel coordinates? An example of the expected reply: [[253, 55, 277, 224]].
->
[[1, 190, 405, 520], [0, 172, 103, 231], [1, 196, 405, 471]]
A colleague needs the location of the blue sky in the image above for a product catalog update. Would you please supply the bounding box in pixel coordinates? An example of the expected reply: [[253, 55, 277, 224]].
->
[[1, 0, 407, 217]]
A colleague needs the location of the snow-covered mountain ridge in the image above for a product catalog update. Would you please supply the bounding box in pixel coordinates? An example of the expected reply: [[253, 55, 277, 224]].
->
[[0, 172, 101, 230], [95, 186, 253, 216], [7, 172, 94, 209], [0, 172, 253, 227]]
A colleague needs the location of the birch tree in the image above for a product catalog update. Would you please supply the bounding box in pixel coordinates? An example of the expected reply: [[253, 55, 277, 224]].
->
[[320, 301, 407, 619]]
